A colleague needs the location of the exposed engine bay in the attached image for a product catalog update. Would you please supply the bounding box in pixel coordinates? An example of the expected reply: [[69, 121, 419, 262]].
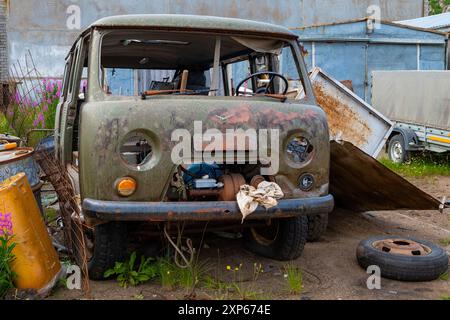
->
[[166, 163, 273, 202]]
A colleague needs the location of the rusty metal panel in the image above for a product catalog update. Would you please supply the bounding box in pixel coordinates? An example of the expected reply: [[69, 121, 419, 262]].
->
[[330, 141, 441, 212], [304, 68, 393, 158]]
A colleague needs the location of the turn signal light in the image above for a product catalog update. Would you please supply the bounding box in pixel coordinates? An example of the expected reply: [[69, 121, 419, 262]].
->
[[116, 177, 137, 197]]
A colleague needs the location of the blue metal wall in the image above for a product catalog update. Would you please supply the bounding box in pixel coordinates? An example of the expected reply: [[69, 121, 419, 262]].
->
[[7, 0, 426, 79], [293, 19, 448, 103]]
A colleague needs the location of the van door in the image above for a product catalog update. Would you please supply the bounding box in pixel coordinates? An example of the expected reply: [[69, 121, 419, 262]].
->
[[55, 53, 73, 160], [58, 36, 88, 163]]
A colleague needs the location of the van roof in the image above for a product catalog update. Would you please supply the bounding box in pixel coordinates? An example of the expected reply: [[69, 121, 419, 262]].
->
[[87, 14, 297, 39]]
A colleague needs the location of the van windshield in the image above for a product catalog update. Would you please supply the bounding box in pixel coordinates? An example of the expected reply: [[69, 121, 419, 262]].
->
[[99, 30, 305, 98]]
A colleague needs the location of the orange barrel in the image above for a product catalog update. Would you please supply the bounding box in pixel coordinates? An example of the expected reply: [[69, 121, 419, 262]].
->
[[0, 173, 61, 292]]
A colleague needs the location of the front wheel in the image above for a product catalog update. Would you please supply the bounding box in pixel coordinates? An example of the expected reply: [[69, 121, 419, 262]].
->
[[388, 135, 410, 164], [79, 222, 128, 280], [243, 216, 308, 261]]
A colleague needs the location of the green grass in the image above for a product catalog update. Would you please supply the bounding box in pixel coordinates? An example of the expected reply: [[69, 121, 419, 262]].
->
[[283, 263, 303, 295], [439, 236, 450, 247], [379, 154, 450, 177], [441, 295, 450, 300], [155, 258, 178, 290], [0, 113, 12, 134], [439, 273, 449, 281], [0, 234, 16, 299]]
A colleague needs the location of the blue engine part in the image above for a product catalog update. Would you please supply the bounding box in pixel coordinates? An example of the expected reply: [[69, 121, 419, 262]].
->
[[183, 163, 222, 186]]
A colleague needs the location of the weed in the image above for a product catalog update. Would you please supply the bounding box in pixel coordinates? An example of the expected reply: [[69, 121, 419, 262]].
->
[[439, 272, 449, 281], [177, 259, 210, 291], [156, 258, 177, 290], [439, 236, 450, 247], [0, 234, 16, 299], [252, 262, 264, 281], [441, 295, 450, 300], [3, 79, 61, 145], [283, 263, 303, 295], [134, 294, 144, 300], [230, 282, 262, 300], [104, 252, 158, 288]]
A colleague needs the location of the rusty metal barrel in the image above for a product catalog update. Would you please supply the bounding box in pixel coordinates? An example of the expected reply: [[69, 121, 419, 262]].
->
[[0, 147, 43, 213]]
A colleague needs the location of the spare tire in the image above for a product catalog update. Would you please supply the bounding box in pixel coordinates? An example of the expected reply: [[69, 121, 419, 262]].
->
[[357, 236, 448, 282]]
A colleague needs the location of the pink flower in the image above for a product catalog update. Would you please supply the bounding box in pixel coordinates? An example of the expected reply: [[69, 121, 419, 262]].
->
[[42, 104, 48, 112]]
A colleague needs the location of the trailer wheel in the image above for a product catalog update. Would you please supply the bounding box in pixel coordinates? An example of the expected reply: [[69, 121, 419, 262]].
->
[[388, 135, 410, 164], [307, 213, 328, 242], [244, 216, 308, 261], [357, 236, 448, 282]]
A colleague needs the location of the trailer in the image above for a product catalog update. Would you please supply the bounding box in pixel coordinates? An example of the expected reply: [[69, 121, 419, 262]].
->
[[372, 70, 450, 163]]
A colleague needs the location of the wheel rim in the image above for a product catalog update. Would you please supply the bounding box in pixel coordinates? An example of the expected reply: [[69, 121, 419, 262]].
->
[[390, 141, 403, 163], [250, 221, 280, 246], [372, 238, 432, 256]]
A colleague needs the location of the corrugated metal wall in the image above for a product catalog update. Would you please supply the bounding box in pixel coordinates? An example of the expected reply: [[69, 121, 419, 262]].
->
[[294, 19, 447, 103], [6, 0, 426, 78]]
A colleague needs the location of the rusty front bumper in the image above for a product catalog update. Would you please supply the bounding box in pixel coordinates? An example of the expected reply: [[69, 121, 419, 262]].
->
[[82, 195, 334, 222]]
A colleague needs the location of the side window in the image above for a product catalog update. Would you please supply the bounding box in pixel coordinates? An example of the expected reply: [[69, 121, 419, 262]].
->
[[67, 37, 89, 101], [61, 57, 72, 100], [279, 46, 305, 97], [67, 44, 80, 97]]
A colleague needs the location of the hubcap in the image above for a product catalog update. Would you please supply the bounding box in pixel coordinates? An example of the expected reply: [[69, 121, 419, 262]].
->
[[390, 141, 403, 163], [373, 238, 432, 256]]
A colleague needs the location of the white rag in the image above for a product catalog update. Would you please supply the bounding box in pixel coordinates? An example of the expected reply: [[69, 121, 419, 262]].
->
[[236, 181, 284, 222]]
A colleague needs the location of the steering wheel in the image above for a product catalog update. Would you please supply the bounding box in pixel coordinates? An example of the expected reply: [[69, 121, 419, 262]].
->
[[235, 71, 288, 96]]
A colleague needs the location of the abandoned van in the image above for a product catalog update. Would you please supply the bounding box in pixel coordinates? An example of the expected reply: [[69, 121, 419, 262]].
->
[[55, 14, 334, 279]]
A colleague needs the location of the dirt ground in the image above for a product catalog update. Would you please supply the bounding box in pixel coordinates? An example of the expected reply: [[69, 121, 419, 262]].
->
[[49, 176, 450, 300]]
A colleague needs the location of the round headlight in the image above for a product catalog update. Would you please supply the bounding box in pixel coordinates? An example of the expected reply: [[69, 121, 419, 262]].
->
[[286, 136, 313, 164], [298, 173, 314, 191]]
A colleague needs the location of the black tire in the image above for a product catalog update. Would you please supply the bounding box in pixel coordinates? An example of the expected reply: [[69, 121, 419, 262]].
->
[[357, 236, 449, 282], [87, 222, 128, 280], [388, 135, 410, 164], [244, 216, 308, 261], [307, 213, 328, 242]]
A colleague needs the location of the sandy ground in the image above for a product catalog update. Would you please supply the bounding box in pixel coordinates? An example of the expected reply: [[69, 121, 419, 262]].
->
[[49, 176, 450, 300]]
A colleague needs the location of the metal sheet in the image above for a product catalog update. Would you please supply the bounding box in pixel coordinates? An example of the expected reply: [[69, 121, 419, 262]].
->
[[396, 12, 450, 31], [330, 141, 441, 212], [294, 19, 448, 103], [306, 68, 393, 158], [7, 0, 425, 79], [372, 71, 450, 131]]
